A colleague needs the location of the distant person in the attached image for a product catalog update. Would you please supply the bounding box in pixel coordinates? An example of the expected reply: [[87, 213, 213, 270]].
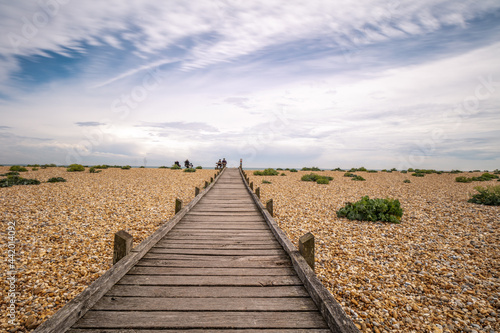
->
[[174, 161, 181, 168], [189, 162, 193, 168], [184, 159, 190, 168], [217, 159, 222, 169], [222, 158, 227, 168]]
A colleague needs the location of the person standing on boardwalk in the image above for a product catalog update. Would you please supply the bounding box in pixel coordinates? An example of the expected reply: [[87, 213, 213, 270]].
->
[[222, 158, 227, 168], [184, 159, 190, 168], [217, 159, 222, 169]]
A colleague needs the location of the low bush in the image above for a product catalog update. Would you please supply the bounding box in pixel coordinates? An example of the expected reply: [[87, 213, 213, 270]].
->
[[262, 180, 272, 184], [196, 166, 203, 169], [1, 171, 19, 176], [121, 165, 131, 170], [47, 177, 66, 183], [159, 166, 168, 169], [344, 172, 355, 177], [316, 177, 330, 184], [468, 185, 500, 206], [67, 164, 85, 172], [290, 169, 298, 172], [276, 168, 283, 171], [367, 170, 378, 173], [332, 167, 344, 171], [337, 196, 403, 223], [184, 168, 196, 173], [301, 173, 333, 184], [170, 164, 181, 170], [456, 176, 472, 183], [494, 169, 500, 175], [0, 176, 41, 188], [412, 173, 425, 177], [450, 170, 462, 174], [94, 165, 109, 169], [351, 175, 365, 181], [139, 166, 145, 168], [456, 173, 499, 183], [89, 167, 101, 173], [403, 179, 411, 183], [32, 167, 38, 171], [301, 167, 321, 171], [254, 168, 279, 176], [281, 173, 286, 176], [9, 165, 28, 172], [401, 170, 408, 174], [41, 163, 57, 168]]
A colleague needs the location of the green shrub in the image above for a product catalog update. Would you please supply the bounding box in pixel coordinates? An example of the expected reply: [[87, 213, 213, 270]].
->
[[412, 173, 425, 177], [301, 167, 321, 171], [32, 167, 38, 171], [276, 168, 283, 171], [262, 180, 272, 184], [184, 168, 196, 173], [408, 168, 414, 172], [0, 176, 41, 188], [89, 167, 101, 173], [281, 173, 286, 176], [94, 165, 109, 169], [349, 167, 367, 172], [121, 165, 131, 170], [450, 170, 462, 174], [1, 171, 19, 177], [456, 176, 473, 183], [9, 165, 28, 172], [196, 166, 203, 169], [367, 170, 378, 173], [301, 173, 333, 183], [468, 185, 500, 206], [290, 169, 298, 172], [41, 163, 57, 168], [351, 175, 365, 181], [344, 172, 355, 177], [67, 164, 85, 172], [494, 169, 500, 175], [401, 170, 407, 174], [403, 179, 411, 183], [159, 166, 168, 169], [332, 167, 343, 171], [139, 166, 145, 168], [316, 177, 330, 184], [337, 196, 403, 223], [254, 168, 279, 176], [47, 177, 66, 183], [170, 164, 181, 170]]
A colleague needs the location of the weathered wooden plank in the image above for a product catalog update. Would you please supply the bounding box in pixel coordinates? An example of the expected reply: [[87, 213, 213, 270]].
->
[[142, 253, 289, 261], [186, 212, 263, 216], [172, 224, 270, 230], [91, 296, 317, 311], [181, 216, 266, 222], [136, 258, 292, 268], [148, 248, 284, 256], [154, 239, 281, 247], [127, 266, 295, 276], [68, 329, 331, 333], [73, 311, 329, 329], [116, 275, 302, 286], [168, 229, 274, 235], [106, 285, 310, 298]]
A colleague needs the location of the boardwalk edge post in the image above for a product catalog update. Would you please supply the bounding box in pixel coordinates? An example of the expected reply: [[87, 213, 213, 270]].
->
[[299, 232, 315, 271], [266, 199, 273, 217], [113, 230, 133, 265], [175, 198, 183, 214], [255, 187, 260, 199], [195, 187, 200, 196]]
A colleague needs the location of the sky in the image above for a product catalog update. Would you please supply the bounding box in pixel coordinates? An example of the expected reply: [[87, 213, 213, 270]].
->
[[0, 0, 499, 170]]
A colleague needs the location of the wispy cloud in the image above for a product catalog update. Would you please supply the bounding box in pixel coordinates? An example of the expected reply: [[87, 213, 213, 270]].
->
[[75, 121, 106, 127]]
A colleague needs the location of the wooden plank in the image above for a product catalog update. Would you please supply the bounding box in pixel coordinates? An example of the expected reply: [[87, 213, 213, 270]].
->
[[69, 329, 331, 333], [186, 212, 263, 216], [148, 248, 284, 256], [91, 296, 318, 311], [154, 239, 281, 247], [127, 266, 296, 276], [168, 229, 274, 235], [181, 216, 266, 222], [73, 311, 329, 329], [106, 285, 310, 298], [159, 235, 279, 241], [116, 275, 303, 286], [142, 253, 289, 261], [136, 259, 292, 268], [172, 224, 270, 230]]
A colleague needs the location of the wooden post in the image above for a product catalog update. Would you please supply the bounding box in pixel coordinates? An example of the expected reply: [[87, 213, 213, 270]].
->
[[299, 232, 315, 271], [255, 187, 260, 199], [113, 230, 133, 265], [205, 180, 209, 188], [195, 187, 200, 196], [210, 177, 213, 183], [266, 199, 273, 217], [250, 182, 253, 190], [175, 198, 183, 214]]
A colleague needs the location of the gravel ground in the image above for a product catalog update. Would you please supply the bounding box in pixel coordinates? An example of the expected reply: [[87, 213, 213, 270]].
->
[[0, 166, 215, 332], [247, 170, 499, 333]]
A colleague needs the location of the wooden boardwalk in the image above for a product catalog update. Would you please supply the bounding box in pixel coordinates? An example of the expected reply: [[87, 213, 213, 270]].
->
[[36, 168, 358, 332]]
